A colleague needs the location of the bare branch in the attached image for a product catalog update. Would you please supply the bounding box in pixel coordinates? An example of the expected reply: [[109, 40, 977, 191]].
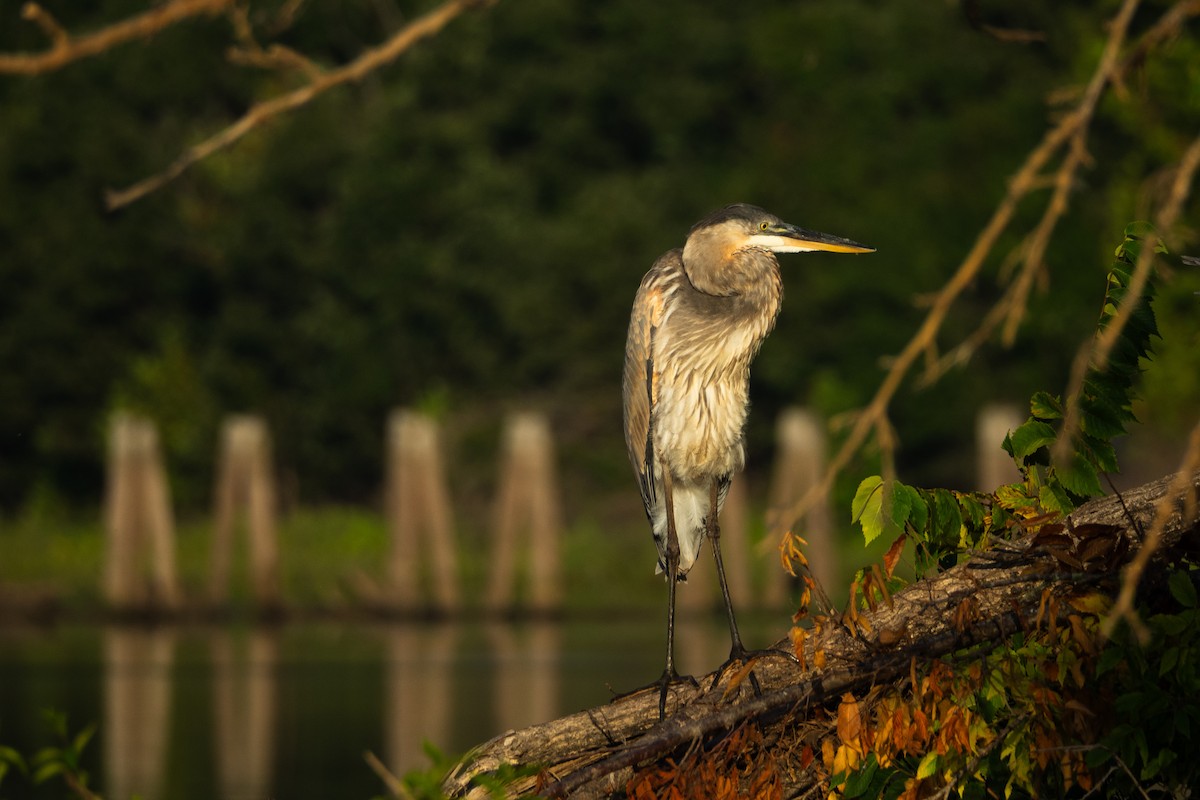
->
[[104, 0, 497, 210], [0, 0, 233, 75]]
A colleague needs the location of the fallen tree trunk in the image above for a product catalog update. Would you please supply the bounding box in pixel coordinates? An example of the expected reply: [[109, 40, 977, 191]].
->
[[443, 470, 1200, 799]]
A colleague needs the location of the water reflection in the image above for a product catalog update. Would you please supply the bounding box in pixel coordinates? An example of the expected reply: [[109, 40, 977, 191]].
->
[[211, 630, 276, 800], [384, 622, 456, 776], [0, 613, 782, 800], [104, 627, 176, 800], [488, 622, 559, 732]]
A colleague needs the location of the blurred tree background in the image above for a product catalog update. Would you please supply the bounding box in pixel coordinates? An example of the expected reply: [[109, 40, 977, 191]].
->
[[0, 0, 1196, 523]]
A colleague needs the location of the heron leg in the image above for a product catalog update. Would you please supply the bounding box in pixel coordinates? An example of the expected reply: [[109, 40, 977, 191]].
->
[[707, 479, 745, 656], [610, 469, 698, 719], [658, 469, 685, 718], [705, 480, 798, 698]]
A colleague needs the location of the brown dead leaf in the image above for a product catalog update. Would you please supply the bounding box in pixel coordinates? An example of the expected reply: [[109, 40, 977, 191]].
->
[[883, 533, 907, 578], [837, 693, 863, 747]]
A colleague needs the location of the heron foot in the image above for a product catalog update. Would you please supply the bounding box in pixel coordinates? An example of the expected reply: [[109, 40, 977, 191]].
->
[[612, 669, 700, 720], [709, 645, 799, 698]]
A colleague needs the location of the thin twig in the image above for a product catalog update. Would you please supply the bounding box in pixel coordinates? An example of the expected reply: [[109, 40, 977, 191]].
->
[[0, 0, 233, 75], [104, 0, 496, 210], [365, 750, 414, 800]]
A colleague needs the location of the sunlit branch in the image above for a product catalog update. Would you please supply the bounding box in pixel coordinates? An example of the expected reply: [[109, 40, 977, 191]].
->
[[104, 0, 497, 210], [0, 0, 233, 75]]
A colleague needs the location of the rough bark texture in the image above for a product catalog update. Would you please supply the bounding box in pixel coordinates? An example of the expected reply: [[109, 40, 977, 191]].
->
[[443, 470, 1200, 799]]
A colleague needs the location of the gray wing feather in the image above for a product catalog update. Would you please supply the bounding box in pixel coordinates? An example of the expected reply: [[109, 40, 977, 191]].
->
[[622, 256, 674, 520]]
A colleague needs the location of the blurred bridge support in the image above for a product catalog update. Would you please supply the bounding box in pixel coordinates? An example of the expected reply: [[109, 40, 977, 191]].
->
[[486, 412, 563, 615], [103, 412, 181, 614], [209, 415, 281, 613], [977, 404, 1024, 491], [385, 410, 460, 614]]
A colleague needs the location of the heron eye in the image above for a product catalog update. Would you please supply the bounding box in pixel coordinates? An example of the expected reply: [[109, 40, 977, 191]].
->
[[758, 222, 769, 231]]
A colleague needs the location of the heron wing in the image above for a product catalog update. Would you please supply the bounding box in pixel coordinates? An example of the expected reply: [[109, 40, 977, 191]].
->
[[622, 253, 676, 519]]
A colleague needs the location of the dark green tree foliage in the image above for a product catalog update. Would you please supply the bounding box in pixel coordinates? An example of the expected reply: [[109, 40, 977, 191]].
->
[[0, 1, 1192, 509]]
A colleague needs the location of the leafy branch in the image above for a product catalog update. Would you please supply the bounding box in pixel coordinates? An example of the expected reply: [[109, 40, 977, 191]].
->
[[773, 0, 1200, 544], [846, 224, 1163, 588]]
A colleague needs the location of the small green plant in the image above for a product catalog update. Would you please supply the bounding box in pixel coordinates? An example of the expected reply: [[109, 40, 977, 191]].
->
[[0, 710, 101, 800], [368, 742, 543, 800]]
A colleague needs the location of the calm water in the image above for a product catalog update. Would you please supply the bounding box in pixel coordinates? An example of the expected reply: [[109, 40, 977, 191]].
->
[[0, 614, 783, 800]]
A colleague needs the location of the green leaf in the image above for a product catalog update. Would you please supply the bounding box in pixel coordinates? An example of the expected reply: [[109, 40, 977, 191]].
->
[[852, 475, 886, 544], [1085, 745, 1114, 769], [956, 492, 986, 535], [1038, 480, 1075, 515], [32, 761, 65, 785], [930, 489, 962, 547], [1160, 646, 1180, 677], [1006, 420, 1056, 463], [1168, 570, 1198, 609], [0, 746, 25, 770], [843, 753, 879, 797], [892, 482, 927, 532], [916, 750, 940, 780], [1029, 391, 1063, 420], [72, 723, 96, 756], [1154, 613, 1190, 637], [1054, 452, 1103, 500]]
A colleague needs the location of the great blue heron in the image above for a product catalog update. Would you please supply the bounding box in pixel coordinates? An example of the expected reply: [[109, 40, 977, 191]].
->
[[622, 203, 873, 716]]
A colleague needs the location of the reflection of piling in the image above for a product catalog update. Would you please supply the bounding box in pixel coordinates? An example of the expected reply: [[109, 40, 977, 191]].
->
[[103, 627, 175, 800], [977, 404, 1023, 491], [489, 622, 559, 731], [103, 413, 181, 613], [213, 630, 277, 800], [486, 413, 563, 614], [680, 478, 749, 612], [765, 408, 832, 605], [385, 624, 456, 777], [386, 410, 460, 613], [209, 416, 281, 612]]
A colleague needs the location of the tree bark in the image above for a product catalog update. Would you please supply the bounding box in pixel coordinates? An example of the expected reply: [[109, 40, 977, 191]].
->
[[442, 470, 1200, 799]]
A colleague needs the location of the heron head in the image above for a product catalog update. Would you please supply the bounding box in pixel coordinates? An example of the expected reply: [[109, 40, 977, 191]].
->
[[682, 204, 873, 294]]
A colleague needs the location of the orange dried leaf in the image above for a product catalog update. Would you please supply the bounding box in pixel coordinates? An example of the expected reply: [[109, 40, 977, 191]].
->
[[837, 694, 862, 746], [883, 532, 907, 578], [721, 659, 758, 700]]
